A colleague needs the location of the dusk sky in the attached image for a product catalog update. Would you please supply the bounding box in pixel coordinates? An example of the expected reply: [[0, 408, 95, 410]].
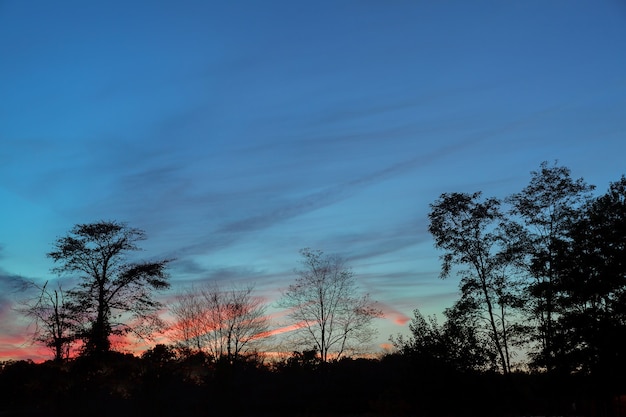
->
[[1, 1, 625, 361]]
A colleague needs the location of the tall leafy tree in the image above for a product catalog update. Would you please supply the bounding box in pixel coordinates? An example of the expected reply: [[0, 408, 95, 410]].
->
[[278, 248, 382, 362], [48, 221, 170, 355], [556, 176, 626, 378], [429, 192, 522, 374], [507, 162, 594, 371]]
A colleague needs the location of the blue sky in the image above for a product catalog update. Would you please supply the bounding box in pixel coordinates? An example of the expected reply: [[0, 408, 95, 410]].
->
[[1, 1, 625, 360]]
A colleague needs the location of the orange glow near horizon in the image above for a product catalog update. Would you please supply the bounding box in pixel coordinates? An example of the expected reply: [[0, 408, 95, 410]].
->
[[0, 340, 51, 363], [253, 321, 307, 340], [379, 342, 394, 352], [0, 302, 409, 362], [378, 303, 411, 326]]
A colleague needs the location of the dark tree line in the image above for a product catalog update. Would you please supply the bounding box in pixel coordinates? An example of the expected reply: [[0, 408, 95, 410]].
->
[[2, 345, 623, 417], [397, 162, 625, 384]]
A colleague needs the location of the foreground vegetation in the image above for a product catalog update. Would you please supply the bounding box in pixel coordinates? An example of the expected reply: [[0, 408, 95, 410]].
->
[[1, 347, 624, 417]]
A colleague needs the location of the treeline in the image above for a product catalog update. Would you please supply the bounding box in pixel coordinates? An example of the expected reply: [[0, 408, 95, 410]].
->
[[18, 228, 381, 365], [407, 162, 626, 383], [2, 161, 626, 416], [0, 347, 618, 417]]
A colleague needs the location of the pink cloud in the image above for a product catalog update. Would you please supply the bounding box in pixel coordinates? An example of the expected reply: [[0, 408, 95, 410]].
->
[[0, 339, 50, 363], [253, 321, 306, 340], [377, 302, 411, 326]]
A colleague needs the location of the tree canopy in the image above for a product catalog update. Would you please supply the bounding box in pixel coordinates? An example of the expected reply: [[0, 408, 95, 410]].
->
[[46, 220, 170, 355]]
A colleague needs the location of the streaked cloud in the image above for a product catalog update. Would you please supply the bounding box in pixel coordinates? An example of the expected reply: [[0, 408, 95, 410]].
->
[[1, 1, 625, 361]]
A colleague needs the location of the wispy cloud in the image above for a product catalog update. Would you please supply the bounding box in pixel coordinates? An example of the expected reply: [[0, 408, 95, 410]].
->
[[0, 269, 45, 361]]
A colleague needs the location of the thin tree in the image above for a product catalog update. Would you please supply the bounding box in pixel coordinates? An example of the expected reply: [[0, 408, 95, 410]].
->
[[278, 248, 382, 363], [18, 280, 76, 362], [169, 288, 207, 354], [428, 192, 520, 374], [47, 220, 170, 356], [220, 285, 269, 363]]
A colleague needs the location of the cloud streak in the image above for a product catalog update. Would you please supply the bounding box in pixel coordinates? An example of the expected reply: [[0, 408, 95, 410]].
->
[[2, 1, 625, 361]]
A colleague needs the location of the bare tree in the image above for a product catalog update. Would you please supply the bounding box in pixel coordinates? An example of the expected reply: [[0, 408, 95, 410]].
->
[[169, 288, 207, 353], [170, 283, 269, 362], [220, 285, 269, 362], [18, 280, 76, 361], [278, 248, 382, 362]]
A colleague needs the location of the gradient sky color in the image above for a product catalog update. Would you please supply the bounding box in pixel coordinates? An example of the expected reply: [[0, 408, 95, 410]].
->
[[1, 1, 625, 362]]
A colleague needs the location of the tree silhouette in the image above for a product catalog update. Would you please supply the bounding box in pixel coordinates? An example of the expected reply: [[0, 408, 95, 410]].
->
[[507, 161, 594, 371], [19, 280, 76, 361], [170, 283, 269, 363], [392, 300, 495, 372], [47, 220, 170, 356], [169, 287, 207, 354], [428, 192, 520, 374], [556, 176, 626, 378], [279, 248, 382, 362]]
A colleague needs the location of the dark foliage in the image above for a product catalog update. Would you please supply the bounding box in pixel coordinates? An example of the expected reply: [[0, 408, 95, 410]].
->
[[46, 220, 170, 356], [1, 351, 624, 417]]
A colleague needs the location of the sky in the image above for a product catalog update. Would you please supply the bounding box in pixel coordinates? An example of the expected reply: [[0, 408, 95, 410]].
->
[[1, 1, 625, 362]]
